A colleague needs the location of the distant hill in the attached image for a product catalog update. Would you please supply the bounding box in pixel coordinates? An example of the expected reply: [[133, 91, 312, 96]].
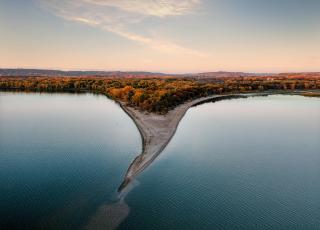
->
[[185, 71, 258, 78], [0, 69, 168, 77], [0, 68, 318, 78], [0, 69, 259, 77]]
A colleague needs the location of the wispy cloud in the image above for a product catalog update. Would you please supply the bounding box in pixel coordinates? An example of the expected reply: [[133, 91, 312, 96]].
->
[[36, 0, 205, 56], [83, 0, 200, 17]]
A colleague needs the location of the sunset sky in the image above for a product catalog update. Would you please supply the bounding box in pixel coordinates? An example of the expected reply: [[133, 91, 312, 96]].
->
[[1, 0, 319, 73]]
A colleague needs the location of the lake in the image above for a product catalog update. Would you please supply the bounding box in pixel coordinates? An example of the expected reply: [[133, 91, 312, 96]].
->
[[1, 93, 319, 229], [0, 92, 140, 229]]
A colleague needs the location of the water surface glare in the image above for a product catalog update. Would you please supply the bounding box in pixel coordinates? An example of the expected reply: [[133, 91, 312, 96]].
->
[[120, 95, 320, 230]]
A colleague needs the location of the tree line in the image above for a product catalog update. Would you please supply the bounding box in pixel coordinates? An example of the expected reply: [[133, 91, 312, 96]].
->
[[1, 76, 319, 113]]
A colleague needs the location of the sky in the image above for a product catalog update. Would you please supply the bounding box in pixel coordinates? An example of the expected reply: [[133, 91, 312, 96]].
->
[[0, 0, 319, 73]]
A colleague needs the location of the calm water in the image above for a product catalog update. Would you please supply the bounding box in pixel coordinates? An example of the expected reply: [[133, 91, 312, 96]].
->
[[120, 95, 320, 230], [1, 93, 320, 230], [0, 92, 140, 229]]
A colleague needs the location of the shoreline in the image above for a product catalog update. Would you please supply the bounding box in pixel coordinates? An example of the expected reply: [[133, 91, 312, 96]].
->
[[117, 90, 320, 193]]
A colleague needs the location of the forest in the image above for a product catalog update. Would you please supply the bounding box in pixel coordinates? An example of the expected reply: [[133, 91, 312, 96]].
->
[[1, 75, 319, 113]]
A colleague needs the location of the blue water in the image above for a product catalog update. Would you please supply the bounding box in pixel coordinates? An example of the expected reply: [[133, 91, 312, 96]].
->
[[1, 93, 320, 230], [120, 95, 320, 230], [0, 92, 140, 229]]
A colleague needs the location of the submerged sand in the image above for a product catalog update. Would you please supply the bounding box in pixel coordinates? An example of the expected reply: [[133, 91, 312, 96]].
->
[[84, 201, 129, 230]]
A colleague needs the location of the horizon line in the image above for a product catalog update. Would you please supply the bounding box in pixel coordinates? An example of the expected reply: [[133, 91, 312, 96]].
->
[[1, 67, 320, 75]]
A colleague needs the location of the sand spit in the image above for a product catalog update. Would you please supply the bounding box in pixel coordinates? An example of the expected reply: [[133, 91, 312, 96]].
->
[[117, 90, 319, 193], [117, 94, 256, 193], [85, 91, 318, 230]]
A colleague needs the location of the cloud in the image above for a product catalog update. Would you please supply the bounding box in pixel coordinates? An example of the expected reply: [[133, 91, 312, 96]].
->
[[36, 0, 205, 56], [82, 0, 201, 17]]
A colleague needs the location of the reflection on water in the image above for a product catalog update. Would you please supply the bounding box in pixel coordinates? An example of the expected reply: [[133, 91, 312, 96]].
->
[[0, 92, 140, 230], [120, 95, 320, 230]]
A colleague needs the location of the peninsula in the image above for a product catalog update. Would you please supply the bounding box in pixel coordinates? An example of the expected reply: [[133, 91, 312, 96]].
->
[[116, 90, 320, 193], [117, 94, 248, 192]]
